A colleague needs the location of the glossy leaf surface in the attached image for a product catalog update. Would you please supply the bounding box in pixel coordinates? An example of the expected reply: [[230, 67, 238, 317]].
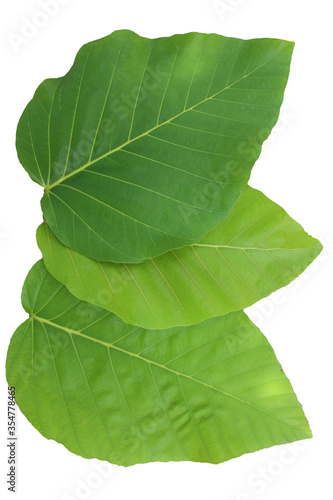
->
[[37, 186, 322, 329], [17, 30, 294, 262], [6, 261, 311, 466]]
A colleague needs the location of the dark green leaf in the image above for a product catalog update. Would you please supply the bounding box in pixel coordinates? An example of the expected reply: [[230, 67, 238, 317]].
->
[[17, 30, 294, 262]]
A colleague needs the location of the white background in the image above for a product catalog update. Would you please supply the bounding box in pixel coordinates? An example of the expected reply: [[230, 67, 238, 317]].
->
[[1, 0, 332, 498]]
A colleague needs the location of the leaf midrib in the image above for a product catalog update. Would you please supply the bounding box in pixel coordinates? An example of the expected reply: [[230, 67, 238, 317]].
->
[[45, 51, 286, 191], [31, 314, 307, 433], [193, 244, 318, 252]]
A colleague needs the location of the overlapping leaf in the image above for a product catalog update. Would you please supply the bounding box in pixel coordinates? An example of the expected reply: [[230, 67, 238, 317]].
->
[[37, 186, 322, 329], [6, 261, 311, 466], [10, 29, 320, 470], [17, 30, 294, 262]]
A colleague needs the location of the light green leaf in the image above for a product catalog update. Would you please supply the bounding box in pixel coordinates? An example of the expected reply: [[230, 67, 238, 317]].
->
[[6, 261, 311, 466], [17, 30, 294, 262], [37, 186, 322, 329]]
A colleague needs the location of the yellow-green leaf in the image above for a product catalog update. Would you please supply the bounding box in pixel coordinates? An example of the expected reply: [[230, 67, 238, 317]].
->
[[6, 261, 311, 466], [37, 186, 322, 329]]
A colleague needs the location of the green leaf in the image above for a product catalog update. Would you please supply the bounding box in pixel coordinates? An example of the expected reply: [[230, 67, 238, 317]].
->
[[37, 186, 322, 329], [6, 261, 311, 466], [17, 30, 294, 262]]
